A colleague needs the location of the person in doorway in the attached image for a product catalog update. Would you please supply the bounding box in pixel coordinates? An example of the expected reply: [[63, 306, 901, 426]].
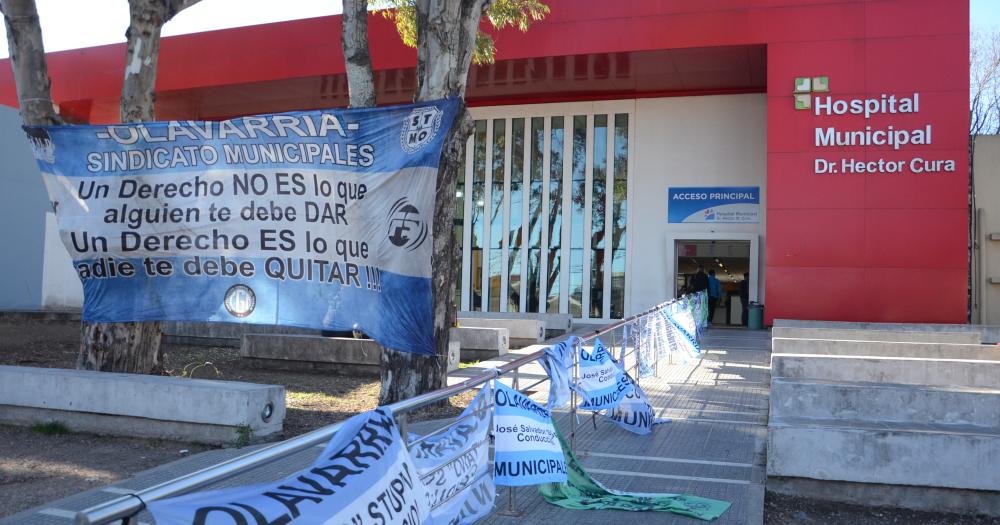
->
[[739, 272, 750, 326], [690, 267, 709, 295], [707, 269, 721, 326]]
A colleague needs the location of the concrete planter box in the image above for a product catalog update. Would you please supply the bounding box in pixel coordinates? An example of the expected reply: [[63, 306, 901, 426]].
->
[[0, 365, 284, 444], [458, 318, 544, 347], [450, 326, 509, 361], [240, 334, 460, 373]]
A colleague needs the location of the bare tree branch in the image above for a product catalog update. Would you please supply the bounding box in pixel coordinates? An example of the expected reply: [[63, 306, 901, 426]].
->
[[0, 0, 60, 125]]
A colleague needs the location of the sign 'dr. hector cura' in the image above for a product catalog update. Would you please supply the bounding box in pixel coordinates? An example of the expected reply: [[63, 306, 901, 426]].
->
[[802, 85, 957, 176]]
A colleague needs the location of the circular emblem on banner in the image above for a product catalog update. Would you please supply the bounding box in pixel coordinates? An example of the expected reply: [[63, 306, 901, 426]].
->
[[387, 197, 428, 251], [400, 105, 443, 154], [223, 284, 256, 318]]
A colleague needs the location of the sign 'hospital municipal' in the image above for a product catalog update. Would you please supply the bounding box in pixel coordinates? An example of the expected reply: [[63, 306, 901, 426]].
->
[[25, 99, 459, 355], [794, 77, 956, 176]]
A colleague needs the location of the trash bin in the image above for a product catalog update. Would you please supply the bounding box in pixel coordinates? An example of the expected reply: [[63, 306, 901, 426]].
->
[[748, 302, 764, 330]]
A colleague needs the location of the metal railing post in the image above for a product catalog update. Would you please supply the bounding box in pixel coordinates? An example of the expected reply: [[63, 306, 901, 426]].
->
[[499, 368, 523, 517], [570, 338, 580, 453]]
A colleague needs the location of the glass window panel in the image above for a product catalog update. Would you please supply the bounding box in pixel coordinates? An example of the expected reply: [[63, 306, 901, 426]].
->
[[470, 120, 486, 311], [569, 115, 586, 317], [527, 117, 544, 312], [590, 114, 607, 318], [611, 113, 629, 319], [547, 116, 564, 313], [454, 143, 466, 310], [489, 119, 506, 312], [508, 118, 525, 312]]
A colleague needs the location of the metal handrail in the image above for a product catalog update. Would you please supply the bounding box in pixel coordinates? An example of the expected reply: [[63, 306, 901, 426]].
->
[[74, 298, 681, 525]]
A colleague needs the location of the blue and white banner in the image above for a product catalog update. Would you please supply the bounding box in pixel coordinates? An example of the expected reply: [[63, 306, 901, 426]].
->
[[409, 387, 494, 525], [577, 339, 635, 411], [604, 351, 668, 435], [539, 337, 579, 410], [603, 383, 664, 435], [492, 382, 567, 486], [25, 99, 460, 355], [668, 186, 759, 224], [148, 408, 432, 525], [666, 303, 701, 360]]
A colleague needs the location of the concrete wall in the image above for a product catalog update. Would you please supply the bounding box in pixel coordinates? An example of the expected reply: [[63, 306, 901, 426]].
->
[[630, 94, 766, 314], [975, 135, 1000, 325], [0, 106, 49, 309], [0, 106, 81, 311]]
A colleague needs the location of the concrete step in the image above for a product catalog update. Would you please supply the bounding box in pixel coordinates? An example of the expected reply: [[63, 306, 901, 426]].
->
[[767, 417, 1000, 491], [772, 319, 978, 333], [771, 353, 1000, 388], [770, 378, 1000, 428], [771, 327, 981, 344], [772, 338, 998, 360]]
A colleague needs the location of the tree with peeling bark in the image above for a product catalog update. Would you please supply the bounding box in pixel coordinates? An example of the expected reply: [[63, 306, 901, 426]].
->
[[2, 0, 201, 374], [345, 0, 549, 404]]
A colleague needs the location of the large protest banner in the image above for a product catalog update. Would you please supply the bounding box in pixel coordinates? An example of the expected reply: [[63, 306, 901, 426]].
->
[[409, 388, 495, 524], [493, 382, 567, 486], [147, 408, 432, 525], [25, 100, 459, 354]]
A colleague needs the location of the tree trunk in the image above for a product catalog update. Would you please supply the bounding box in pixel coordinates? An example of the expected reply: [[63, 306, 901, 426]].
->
[[342, 0, 376, 109], [0, 0, 60, 125], [119, 0, 200, 122], [78, 321, 164, 374], [78, 0, 200, 375], [376, 0, 490, 405], [379, 106, 472, 404]]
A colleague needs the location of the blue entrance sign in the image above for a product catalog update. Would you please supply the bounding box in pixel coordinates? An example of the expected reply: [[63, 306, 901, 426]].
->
[[668, 186, 759, 224]]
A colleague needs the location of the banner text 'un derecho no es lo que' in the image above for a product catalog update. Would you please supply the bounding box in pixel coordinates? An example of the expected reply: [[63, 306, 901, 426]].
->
[[26, 99, 460, 355]]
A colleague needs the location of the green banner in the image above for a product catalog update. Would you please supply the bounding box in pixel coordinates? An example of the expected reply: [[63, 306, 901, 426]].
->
[[539, 427, 731, 521]]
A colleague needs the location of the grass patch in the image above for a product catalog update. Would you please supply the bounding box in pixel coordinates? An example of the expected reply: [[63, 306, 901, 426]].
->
[[232, 424, 254, 448], [32, 421, 69, 435]]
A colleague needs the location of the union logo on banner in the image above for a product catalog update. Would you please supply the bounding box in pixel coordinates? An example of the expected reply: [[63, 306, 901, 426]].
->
[[401, 105, 443, 153]]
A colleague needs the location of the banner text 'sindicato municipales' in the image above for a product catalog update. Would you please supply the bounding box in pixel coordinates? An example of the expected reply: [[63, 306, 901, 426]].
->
[[25, 100, 460, 355]]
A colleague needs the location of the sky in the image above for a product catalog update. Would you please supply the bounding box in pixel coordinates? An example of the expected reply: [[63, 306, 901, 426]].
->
[[0, 0, 994, 59], [972, 0, 1000, 31], [0, 0, 342, 59]]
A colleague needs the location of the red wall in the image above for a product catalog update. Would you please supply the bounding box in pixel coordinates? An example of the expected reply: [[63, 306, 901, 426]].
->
[[763, 0, 969, 324], [0, 0, 970, 323]]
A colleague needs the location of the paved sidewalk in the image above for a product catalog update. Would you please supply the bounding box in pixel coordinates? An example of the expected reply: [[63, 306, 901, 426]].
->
[[0, 326, 771, 525], [480, 326, 771, 525]]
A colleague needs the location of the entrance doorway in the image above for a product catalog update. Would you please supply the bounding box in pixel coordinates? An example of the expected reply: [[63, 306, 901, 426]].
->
[[670, 236, 758, 326]]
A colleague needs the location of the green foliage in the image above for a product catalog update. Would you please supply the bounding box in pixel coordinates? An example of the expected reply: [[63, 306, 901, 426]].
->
[[32, 421, 69, 435], [375, 0, 550, 64], [233, 423, 254, 448]]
